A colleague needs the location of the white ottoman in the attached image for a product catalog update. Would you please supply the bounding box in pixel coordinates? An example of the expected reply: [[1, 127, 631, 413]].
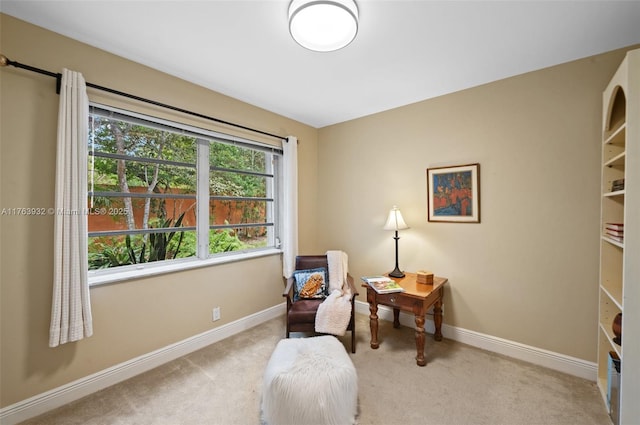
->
[[262, 335, 358, 425]]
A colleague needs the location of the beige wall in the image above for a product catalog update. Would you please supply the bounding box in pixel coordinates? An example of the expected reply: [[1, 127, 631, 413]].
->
[[317, 47, 634, 360], [0, 14, 319, 407]]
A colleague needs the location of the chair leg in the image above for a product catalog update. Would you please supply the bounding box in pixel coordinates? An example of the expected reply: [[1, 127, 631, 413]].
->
[[350, 312, 356, 353]]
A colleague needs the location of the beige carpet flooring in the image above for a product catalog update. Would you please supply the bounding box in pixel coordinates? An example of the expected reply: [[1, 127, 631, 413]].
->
[[20, 314, 611, 425]]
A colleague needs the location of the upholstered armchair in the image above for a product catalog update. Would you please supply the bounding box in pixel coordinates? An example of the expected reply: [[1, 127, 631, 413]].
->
[[283, 255, 358, 353]]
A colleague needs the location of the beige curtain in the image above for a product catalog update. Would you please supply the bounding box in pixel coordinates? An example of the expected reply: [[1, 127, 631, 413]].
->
[[49, 69, 93, 347], [282, 136, 298, 278]]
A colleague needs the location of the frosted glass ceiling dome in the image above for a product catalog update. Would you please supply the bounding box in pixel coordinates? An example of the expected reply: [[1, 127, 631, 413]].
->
[[288, 0, 359, 52]]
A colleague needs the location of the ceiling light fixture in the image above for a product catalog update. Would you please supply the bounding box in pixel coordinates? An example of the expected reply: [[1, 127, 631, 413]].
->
[[288, 0, 359, 52]]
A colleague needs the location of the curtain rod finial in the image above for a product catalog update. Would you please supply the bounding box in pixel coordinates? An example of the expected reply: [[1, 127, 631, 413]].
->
[[0, 54, 9, 67]]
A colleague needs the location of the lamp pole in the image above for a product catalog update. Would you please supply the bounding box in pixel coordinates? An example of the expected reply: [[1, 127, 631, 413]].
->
[[389, 230, 404, 278]]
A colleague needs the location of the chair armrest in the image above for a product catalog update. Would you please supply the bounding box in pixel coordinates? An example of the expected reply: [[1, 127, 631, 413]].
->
[[346, 273, 359, 297], [283, 277, 295, 298]]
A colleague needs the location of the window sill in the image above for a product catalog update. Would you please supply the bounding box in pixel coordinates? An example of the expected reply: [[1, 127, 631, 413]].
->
[[88, 248, 282, 287]]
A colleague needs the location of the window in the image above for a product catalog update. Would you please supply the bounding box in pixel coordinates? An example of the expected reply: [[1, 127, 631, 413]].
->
[[87, 105, 282, 277]]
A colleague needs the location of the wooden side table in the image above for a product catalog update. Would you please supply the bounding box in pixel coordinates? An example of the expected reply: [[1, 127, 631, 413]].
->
[[362, 273, 448, 366]]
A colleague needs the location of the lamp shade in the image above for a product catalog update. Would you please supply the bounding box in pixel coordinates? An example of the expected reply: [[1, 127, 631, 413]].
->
[[288, 0, 359, 52], [383, 206, 409, 231]]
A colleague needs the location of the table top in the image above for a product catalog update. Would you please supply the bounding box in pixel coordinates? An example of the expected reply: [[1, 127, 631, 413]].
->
[[362, 272, 447, 300]]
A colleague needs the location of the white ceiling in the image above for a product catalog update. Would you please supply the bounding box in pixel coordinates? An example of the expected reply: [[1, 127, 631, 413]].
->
[[3, 1, 640, 128]]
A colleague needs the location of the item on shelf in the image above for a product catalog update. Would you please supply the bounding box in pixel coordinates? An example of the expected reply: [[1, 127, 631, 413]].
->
[[607, 351, 621, 425], [606, 233, 624, 243], [416, 270, 434, 285], [612, 313, 622, 346], [360, 276, 405, 294], [611, 179, 625, 192], [605, 223, 624, 242], [605, 228, 624, 237]]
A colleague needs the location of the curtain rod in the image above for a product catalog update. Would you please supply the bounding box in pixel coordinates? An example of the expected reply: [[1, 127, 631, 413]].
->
[[0, 54, 287, 141]]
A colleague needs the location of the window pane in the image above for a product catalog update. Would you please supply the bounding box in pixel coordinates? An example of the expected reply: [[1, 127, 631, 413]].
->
[[208, 199, 269, 255], [88, 230, 197, 270], [88, 113, 197, 269], [208, 141, 273, 255], [210, 142, 267, 173], [209, 199, 268, 226], [210, 170, 267, 198], [87, 105, 281, 275], [90, 157, 196, 231], [208, 227, 267, 255], [90, 116, 197, 162], [87, 196, 196, 232]]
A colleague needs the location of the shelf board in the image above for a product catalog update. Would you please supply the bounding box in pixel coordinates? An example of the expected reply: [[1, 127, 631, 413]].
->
[[604, 151, 626, 167], [603, 189, 625, 197], [600, 284, 623, 310], [602, 235, 624, 249], [599, 323, 622, 358], [604, 123, 626, 146]]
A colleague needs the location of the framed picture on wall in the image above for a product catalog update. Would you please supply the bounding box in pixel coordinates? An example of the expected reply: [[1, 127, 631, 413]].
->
[[427, 163, 480, 223]]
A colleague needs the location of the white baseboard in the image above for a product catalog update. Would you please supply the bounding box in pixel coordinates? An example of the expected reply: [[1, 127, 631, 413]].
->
[[354, 300, 596, 381], [3, 301, 596, 425], [0, 304, 285, 425]]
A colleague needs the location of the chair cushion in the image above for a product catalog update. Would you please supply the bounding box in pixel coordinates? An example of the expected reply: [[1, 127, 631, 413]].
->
[[288, 299, 323, 324], [292, 267, 328, 301]]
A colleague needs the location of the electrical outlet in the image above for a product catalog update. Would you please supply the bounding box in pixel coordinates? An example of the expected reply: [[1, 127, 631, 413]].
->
[[212, 307, 221, 321]]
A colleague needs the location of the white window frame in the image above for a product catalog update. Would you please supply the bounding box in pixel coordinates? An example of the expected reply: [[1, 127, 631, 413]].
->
[[87, 104, 283, 286]]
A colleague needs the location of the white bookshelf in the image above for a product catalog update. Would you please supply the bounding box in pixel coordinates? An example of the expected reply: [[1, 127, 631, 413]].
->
[[597, 48, 640, 424]]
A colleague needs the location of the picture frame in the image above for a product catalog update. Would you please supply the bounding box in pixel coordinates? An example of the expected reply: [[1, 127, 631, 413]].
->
[[427, 163, 480, 223]]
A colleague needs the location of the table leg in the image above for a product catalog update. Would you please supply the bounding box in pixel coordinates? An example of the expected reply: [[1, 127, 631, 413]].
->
[[369, 301, 379, 349], [415, 314, 426, 366], [393, 308, 400, 328], [433, 299, 443, 341]]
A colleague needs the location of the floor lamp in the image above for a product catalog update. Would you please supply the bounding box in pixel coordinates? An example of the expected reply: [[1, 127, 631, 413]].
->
[[383, 206, 409, 278]]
